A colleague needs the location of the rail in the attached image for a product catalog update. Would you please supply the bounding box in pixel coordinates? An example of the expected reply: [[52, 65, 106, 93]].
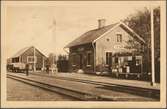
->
[[30, 72, 160, 100], [7, 74, 114, 101]]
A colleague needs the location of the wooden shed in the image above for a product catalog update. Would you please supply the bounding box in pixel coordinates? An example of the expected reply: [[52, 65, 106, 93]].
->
[[8, 46, 47, 71]]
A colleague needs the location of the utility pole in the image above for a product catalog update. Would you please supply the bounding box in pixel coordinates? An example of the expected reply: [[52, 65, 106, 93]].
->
[[150, 5, 155, 86], [51, 18, 57, 73]]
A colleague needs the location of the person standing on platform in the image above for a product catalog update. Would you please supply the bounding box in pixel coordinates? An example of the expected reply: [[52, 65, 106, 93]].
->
[[46, 64, 49, 74], [25, 64, 29, 76]]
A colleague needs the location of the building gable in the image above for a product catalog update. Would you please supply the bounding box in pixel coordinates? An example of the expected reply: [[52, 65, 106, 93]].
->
[[17, 47, 47, 70], [96, 25, 143, 53], [12, 46, 47, 58], [65, 22, 145, 48], [95, 25, 144, 66], [93, 22, 145, 44], [20, 46, 47, 59]]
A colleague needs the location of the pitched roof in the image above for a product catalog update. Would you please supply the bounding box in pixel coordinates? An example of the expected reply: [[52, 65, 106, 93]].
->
[[12, 46, 47, 58], [12, 46, 32, 58], [65, 22, 145, 48], [65, 23, 118, 48]]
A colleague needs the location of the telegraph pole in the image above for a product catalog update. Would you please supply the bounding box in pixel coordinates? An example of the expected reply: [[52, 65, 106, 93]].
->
[[150, 5, 155, 86], [51, 18, 57, 73]]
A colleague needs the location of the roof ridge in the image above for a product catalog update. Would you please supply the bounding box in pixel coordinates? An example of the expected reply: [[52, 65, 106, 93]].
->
[[12, 46, 32, 58], [65, 22, 118, 48], [88, 23, 118, 31]]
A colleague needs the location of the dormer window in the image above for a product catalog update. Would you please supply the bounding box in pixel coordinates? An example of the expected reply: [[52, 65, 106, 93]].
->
[[116, 33, 122, 42]]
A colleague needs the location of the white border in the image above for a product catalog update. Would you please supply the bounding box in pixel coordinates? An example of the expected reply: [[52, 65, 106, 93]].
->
[[1, 1, 166, 108]]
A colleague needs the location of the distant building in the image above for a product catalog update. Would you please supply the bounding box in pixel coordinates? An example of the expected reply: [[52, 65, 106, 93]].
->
[[65, 19, 145, 74], [7, 46, 47, 71]]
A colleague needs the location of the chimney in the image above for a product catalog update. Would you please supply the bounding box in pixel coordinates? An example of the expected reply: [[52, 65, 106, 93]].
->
[[98, 19, 106, 29]]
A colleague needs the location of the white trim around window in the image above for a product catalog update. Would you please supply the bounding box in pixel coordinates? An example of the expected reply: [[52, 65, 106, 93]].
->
[[116, 33, 123, 43], [105, 51, 112, 65], [27, 56, 37, 63]]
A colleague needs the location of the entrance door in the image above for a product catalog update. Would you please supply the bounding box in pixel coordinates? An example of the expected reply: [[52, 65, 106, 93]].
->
[[79, 54, 83, 69], [109, 53, 112, 67], [106, 52, 112, 71]]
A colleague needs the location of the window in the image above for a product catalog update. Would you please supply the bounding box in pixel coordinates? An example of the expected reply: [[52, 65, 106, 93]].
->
[[136, 60, 140, 65], [12, 57, 19, 63], [127, 56, 132, 61], [87, 52, 91, 66], [106, 52, 112, 65], [136, 56, 142, 65], [115, 57, 118, 64], [72, 54, 77, 66], [116, 34, 122, 42], [27, 56, 37, 63]]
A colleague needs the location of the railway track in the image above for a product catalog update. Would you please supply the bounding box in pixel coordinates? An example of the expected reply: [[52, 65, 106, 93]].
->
[[7, 74, 114, 101], [30, 73, 160, 100]]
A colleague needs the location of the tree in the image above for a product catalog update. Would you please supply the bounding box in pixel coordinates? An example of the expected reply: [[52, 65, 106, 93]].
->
[[124, 39, 144, 55], [124, 7, 160, 82], [48, 53, 56, 66], [57, 54, 69, 72], [58, 54, 68, 61]]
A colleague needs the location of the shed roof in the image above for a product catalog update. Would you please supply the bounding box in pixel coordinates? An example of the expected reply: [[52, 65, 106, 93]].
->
[[12, 46, 47, 58], [65, 22, 145, 48], [12, 46, 31, 58]]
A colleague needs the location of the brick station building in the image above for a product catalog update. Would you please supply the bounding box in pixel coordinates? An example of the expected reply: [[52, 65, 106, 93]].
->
[[65, 19, 145, 76]]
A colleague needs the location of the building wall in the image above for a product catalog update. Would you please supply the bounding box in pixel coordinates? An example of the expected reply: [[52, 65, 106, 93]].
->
[[7, 58, 12, 64], [20, 47, 46, 70], [69, 43, 94, 73], [95, 25, 142, 68]]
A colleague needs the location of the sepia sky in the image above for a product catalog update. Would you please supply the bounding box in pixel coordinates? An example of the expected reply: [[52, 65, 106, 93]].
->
[[3, 1, 161, 58]]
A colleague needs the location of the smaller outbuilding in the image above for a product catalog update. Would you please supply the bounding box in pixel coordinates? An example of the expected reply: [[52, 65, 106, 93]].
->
[[7, 46, 47, 72]]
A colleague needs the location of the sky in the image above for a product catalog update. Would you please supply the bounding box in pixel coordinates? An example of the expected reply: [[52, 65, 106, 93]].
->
[[3, 1, 161, 58]]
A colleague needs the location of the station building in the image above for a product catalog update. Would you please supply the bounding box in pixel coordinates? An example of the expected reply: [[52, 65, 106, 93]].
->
[[65, 19, 145, 75]]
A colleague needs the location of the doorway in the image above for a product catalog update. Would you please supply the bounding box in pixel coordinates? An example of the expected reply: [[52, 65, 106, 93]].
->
[[106, 52, 112, 71], [79, 54, 83, 69]]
